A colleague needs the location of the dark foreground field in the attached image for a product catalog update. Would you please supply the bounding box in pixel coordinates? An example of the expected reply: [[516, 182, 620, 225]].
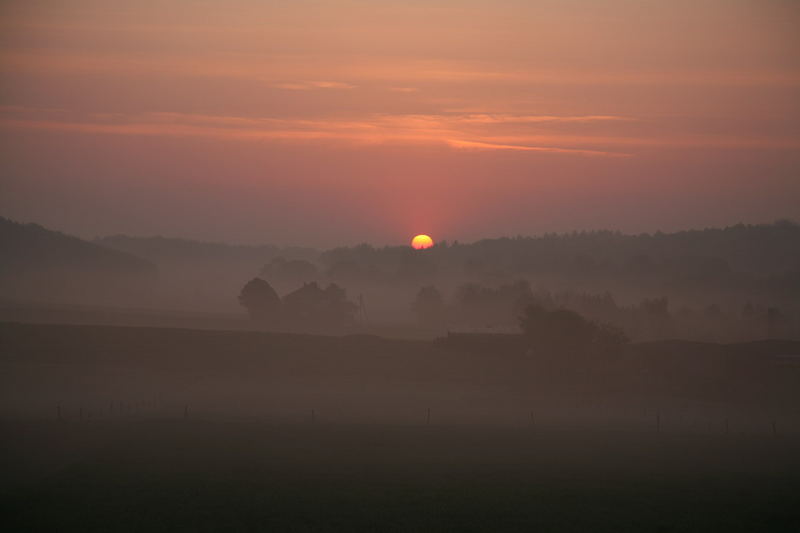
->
[[2, 322, 800, 531], [2, 420, 800, 532]]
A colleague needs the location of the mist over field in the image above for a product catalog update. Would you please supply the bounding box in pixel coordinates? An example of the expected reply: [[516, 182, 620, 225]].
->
[[2, 0, 799, 531], [2, 216, 800, 531], [3, 216, 799, 342]]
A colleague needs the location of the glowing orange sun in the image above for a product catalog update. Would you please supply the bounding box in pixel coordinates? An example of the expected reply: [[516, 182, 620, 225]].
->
[[411, 234, 434, 250]]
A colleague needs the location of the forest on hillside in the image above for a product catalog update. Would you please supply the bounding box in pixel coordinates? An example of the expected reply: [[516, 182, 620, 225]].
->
[[3, 217, 799, 342], [252, 221, 800, 341]]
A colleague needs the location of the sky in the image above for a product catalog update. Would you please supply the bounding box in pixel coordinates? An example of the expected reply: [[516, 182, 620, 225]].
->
[[1, 0, 798, 247]]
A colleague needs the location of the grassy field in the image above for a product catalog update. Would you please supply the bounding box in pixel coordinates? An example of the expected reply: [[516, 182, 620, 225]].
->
[[2, 321, 799, 531], [2, 322, 799, 429], [2, 419, 800, 532]]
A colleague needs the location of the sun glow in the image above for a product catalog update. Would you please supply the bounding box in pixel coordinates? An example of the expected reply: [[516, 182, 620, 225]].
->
[[411, 234, 434, 250]]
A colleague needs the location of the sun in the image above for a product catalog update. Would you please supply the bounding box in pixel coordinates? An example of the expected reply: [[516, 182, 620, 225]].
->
[[411, 234, 434, 250]]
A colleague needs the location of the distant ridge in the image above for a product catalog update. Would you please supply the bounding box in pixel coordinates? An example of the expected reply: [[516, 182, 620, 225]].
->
[[318, 221, 800, 300], [94, 234, 319, 312], [96, 234, 317, 264], [0, 217, 157, 305]]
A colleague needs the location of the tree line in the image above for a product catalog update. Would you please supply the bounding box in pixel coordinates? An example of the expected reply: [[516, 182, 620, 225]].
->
[[239, 278, 358, 331]]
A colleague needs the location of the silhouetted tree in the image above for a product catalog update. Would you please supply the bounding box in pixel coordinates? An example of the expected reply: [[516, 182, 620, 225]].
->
[[238, 278, 281, 321], [412, 286, 445, 327], [324, 282, 359, 326], [519, 304, 628, 365], [521, 305, 595, 356], [283, 281, 357, 329], [594, 322, 630, 355]]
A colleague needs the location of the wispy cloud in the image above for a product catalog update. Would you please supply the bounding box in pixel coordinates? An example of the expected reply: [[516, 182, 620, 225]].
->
[[268, 81, 357, 90], [445, 139, 630, 157], [4, 50, 799, 90], [3, 108, 798, 156], [0, 108, 635, 157], [454, 115, 633, 124]]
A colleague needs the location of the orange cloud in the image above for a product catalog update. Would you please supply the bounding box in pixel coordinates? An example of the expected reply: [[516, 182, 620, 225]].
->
[[3, 107, 798, 157], [4, 49, 800, 90], [445, 139, 630, 157], [268, 81, 357, 90], [0, 109, 636, 157]]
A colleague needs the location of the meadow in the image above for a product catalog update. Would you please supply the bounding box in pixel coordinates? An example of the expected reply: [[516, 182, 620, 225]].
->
[[2, 322, 799, 531], [3, 420, 799, 532]]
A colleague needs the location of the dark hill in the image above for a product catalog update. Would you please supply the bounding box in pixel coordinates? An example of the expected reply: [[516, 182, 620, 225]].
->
[[0, 217, 156, 306], [319, 221, 800, 306], [95, 235, 318, 311], [96, 234, 316, 264]]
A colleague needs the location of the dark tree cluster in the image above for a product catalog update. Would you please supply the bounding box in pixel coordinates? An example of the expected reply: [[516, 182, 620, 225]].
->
[[236, 222, 800, 342], [238, 278, 282, 321], [519, 305, 628, 360], [238, 278, 358, 331], [317, 221, 800, 307], [411, 279, 797, 342], [411, 286, 445, 328]]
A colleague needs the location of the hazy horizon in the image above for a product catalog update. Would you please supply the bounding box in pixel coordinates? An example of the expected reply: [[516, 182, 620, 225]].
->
[[8, 213, 800, 250]]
